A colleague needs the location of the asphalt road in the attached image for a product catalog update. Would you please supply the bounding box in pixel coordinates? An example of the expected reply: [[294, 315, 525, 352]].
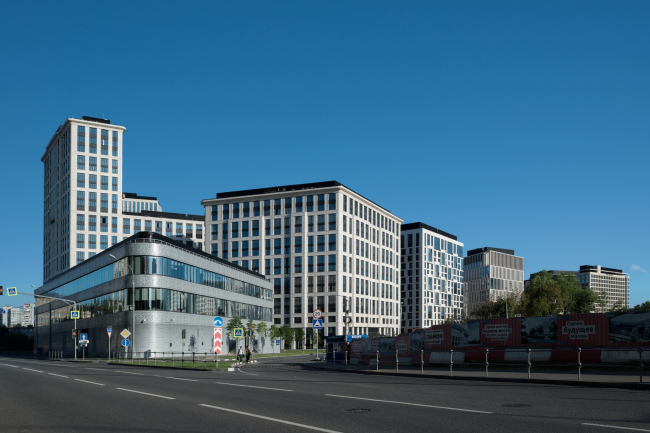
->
[[1, 356, 649, 433]]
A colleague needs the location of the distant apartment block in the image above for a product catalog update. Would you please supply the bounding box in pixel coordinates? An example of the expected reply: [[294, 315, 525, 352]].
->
[[464, 247, 524, 316], [400, 223, 464, 332]]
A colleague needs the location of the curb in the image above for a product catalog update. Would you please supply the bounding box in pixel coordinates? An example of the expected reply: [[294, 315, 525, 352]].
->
[[301, 364, 650, 391], [106, 362, 234, 372]]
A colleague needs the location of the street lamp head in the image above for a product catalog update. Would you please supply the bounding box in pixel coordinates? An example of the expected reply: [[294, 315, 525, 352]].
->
[[31, 285, 37, 288], [109, 254, 117, 259]]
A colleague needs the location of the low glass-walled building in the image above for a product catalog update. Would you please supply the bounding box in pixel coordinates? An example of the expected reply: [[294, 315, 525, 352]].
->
[[35, 232, 273, 357]]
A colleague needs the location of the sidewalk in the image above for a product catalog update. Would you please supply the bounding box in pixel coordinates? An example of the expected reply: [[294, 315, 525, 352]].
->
[[302, 361, 650, 390]]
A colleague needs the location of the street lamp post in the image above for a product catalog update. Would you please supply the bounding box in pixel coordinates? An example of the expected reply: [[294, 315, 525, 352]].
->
[[29, 285, 77, 360], [498, 297, 509, 319], [109, 254, 135, 358]]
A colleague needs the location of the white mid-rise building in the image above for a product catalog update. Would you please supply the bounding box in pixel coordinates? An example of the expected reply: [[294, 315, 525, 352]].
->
[[42, 116, 204, 282], [464, 247, 524, 316], [201, 181, 403, 341], [1, 306, 24, 328], [400, 223, 465, 332], [22, 303, 35, 327]]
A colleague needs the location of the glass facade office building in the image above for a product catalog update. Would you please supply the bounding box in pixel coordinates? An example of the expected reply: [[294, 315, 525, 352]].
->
[[34, 232, 273, 357]]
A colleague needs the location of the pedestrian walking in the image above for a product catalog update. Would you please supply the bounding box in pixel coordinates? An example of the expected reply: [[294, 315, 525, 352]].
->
[[237, 346, 244, 363], [245, 346, 251, 363]]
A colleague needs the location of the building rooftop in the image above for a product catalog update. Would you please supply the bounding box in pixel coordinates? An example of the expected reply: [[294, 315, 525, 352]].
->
[[81, 115, 110, 124], [400, 222, 457, 241], [579, 265, 625, 275], [466, 247, 516, 257], [123, 210, 204, 222], [208, 180, 397, 216], [123, 192, 158, 201]]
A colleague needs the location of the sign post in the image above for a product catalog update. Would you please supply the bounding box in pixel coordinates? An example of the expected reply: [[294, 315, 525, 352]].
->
[[120, 329, 131, 359], [107, 327, 112, 361], [312, 309, 323, 361]]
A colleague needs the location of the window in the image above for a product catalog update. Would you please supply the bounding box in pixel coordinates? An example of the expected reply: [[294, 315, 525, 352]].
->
[[252, 259, 259, 273], [274, 218, 281, 235], [77, 173, 85, 188], [112, 217, 118, 233], [243, 202, 250, 218], [222, 222, 228, 239], [231, 241, 239, 257], [76, 251, 84, 264], [317, 255, 325, 272], [317, 276, 325, 292], [123, 219, 130, 234], [242, 221, 249, 237], [100, 235, 108, 250], [265, 239, 271, 255], [295, 257, 302, 273], [89, 192, 97, 209], [100, 193, 108, 211], [343, 215, 347, 232], [329, 234, 336, 251], [223, 204, 229, 220], [242, 240, 249, 257], [285, 197, 292, 214], [294, 236, 302, 253], [306, 195, 314, 212], [343, 195, 347, 212], [284, 217, 291, 234], [211, 224, 219, 240], [77, 155, 85, 170], [265, 219, 271, 236], [317, 194, 325, 211], [77, 191, 85, 208], [274, 238, 281, 255], [211, 206, 218, 221], [317, 214, 325, 231], [76, 215, 85, 231], [308, 216, 314, 232], [112, 131, 118, 156], [222, 242, 228, 259], [328, 213, 336, 230], [274, 258, 281, 274], [329, 193, 336, 210], [89, 174, 97, 189], [252, 240, 259, 256], [112, 194, 118, 212], [134, 220, 142, 233], [284, 237, 290, 254], [294, 216, 302, 232], [295, 197, 303, 213], [308, 236, 314, 252], [112, 160, 118, 174], [232, 222, 239, 238], [342, 236, 346, 252], [233, 203, 240, 219], [294, 277, 302, 293], [101, 158, 109, 173], [89, 234, 96, 249], [308, 256, 314, 272], [263, 200, 270, 216], [317, 235, 325, 252], [253, 201, 260, 217], [76, 234, 85, 248], [274, 199, 281, 215], [89, 157, 97, 171]]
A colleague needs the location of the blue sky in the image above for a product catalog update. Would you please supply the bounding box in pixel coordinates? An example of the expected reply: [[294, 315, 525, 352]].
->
[[0, 1, 648, 308]]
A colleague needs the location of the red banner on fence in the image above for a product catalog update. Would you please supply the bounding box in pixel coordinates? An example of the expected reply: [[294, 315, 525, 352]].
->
[[480, 318, 520, 346], [557, 314, 609, 346], [423, 325, 450, 350]]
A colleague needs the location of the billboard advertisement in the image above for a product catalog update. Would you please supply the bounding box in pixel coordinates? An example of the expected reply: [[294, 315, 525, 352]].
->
[[520, 316, 558, 345], [423, 325, 450, 350], [395, 335, 410, 353], [607, 311, 650, 344], [410, 329, 424, 352], [450, 322, 480, 347], [557, 314, 609, 346], [377, 336, 395, 354], [480, 318, 520, 346]]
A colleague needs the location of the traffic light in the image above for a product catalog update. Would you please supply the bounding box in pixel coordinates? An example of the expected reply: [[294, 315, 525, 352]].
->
[[72, 329, 77, 338], [0, 286, 3, 296]]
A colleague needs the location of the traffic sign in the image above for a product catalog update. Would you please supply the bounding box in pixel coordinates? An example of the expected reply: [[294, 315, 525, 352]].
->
[[7, 287, 17, 296], [214, 327, 222, 354], [312, 319, 323, 329], [0, 309, 5, 314], [80, 333, 88, 341], [120, 329, 131, 339], [213, 316, 223, 327], [70, 311, 80, 319], [107, 327, 112, 339], [121, 339, 130, 347], [79, 340, 88, 347], [234, 328, 244, 338], [275, 339, 281, 346], [313, 309, 323, 319]]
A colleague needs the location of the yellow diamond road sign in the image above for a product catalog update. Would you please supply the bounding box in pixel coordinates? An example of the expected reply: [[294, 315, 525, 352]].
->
[[120, 329, 131, 339]]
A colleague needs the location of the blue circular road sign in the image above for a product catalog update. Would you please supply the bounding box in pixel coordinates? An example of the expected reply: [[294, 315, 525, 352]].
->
[[213, 316, 223, 327], [121, 339, 130, 347]]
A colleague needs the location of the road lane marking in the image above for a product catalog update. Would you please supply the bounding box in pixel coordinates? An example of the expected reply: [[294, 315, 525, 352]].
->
[[23, 368, 44, 373], [48, 373, 69, 378], [215, 382, 293, 392], [75, 379, 105, 386], [86, 368, 106, 371], [114, 370, 143, 375], [325, 394, 492, 414], [237, 368, 258, 376], [199, 404, 341, 432], [582, 424, 650, 432], [0, 363, 18, 368], [116, 388, 175, 399], [166, 377, 198, 382]]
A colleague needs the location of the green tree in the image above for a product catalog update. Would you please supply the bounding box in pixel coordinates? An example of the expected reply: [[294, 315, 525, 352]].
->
[[246, 318, 256, 340], [280, 325, 293, 349], [226, 316, 244, 354], [633, 301, 650, 311], [268, 324, 280, 354], [520, 271, 597, 316], [293, 328, 305, 350], [256, 322, 268, 352]]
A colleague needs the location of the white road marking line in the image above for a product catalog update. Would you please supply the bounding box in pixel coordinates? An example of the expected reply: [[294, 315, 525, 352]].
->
[[325, 394, 493, 414], [23, 368, 44, 373], [582, 423, 650, 432], [116, 388, 175, 399], [237, 368, 258, 376], [0, 363, 18, 368], [114, 370, 143, 375], [215, 382, 293, 392], [48, 373, 69, 378], [199, 404, 341, 432], [167, 377, 198, 382], [75, 379, 105, 386], [85, 368, 106, 371]]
